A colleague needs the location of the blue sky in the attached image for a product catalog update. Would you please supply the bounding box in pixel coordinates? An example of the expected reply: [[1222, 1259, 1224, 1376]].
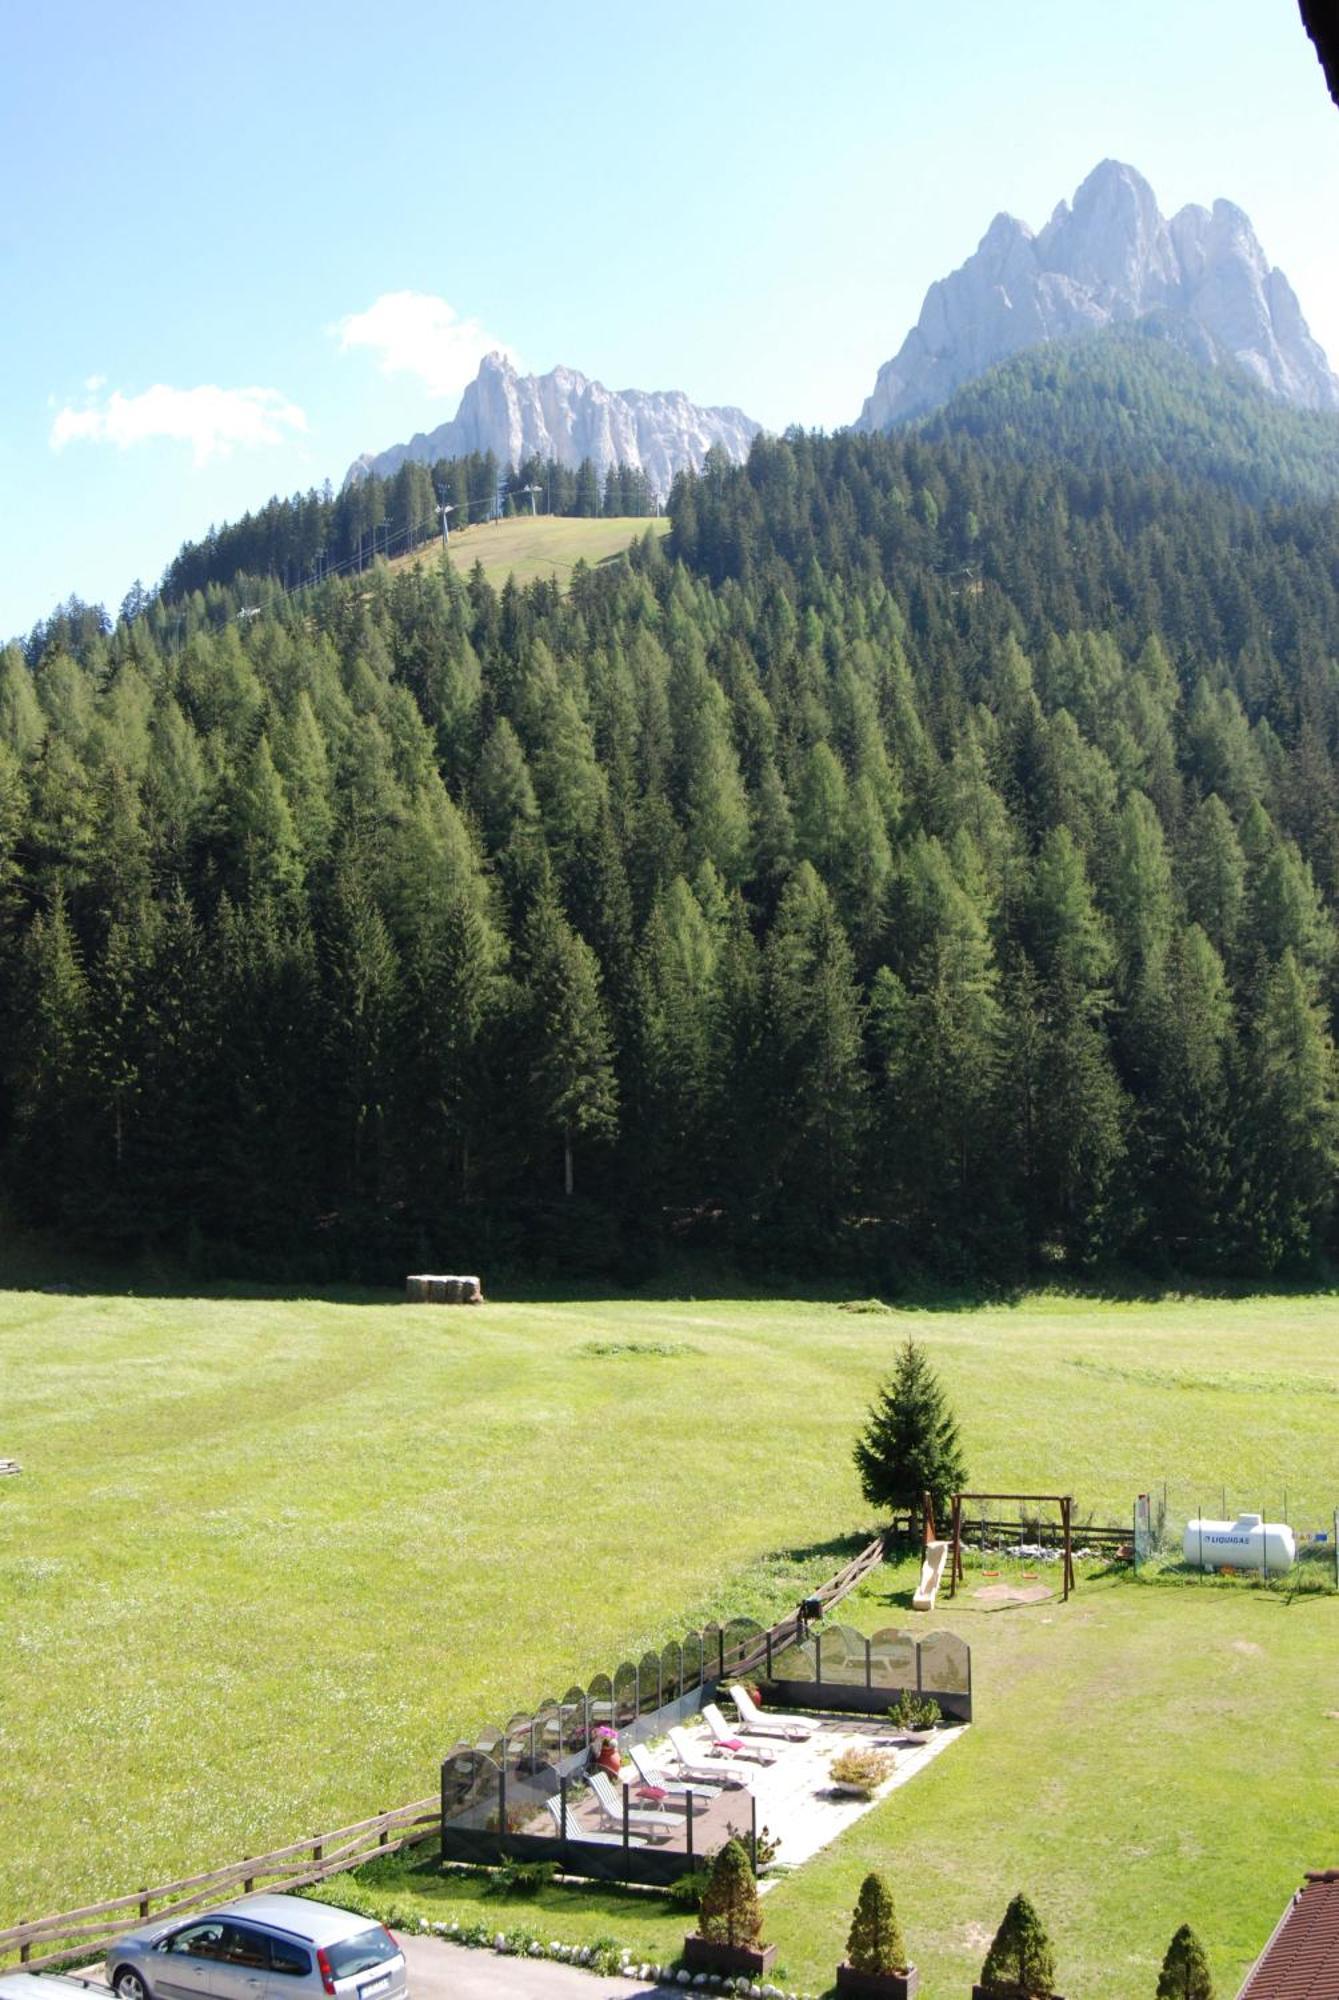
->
[[4, 0, 1337, 636]]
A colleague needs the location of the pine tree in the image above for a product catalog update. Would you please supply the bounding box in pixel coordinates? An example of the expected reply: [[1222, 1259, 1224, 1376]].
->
[[1155, 1925, 1214, 2000], [519, 880, 618, 1196], [853, 1340, 965, 1530], [845, 1873, 909, 1976], [978, 1893, 1058, 1998]]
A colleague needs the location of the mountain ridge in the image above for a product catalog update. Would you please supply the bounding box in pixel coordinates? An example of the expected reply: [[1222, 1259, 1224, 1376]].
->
[[856, 160, 1339, 431], [346, 352, 761, 495]]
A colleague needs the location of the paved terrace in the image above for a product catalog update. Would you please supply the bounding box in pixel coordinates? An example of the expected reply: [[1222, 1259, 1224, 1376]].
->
[[527, 1713, 965, 1877]]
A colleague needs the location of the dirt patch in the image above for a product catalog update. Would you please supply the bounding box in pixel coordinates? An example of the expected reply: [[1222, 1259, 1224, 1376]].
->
[[974, 1582, 1054, 1606], [1232, 1639, 1264, 1656]]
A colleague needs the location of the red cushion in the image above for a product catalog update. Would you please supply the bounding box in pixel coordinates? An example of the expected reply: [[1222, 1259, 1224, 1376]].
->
[[636, 1784, 669, 1801]]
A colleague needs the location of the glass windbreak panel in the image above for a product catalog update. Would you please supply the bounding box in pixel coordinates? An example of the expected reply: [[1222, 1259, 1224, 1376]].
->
[[768, 1637, 816, 1681], [442, 1747, 502, 1830], [701, 1623, 723, 1682], [680, 1632, 702, 1693], [722, 1618, 763, 1676], [613, 1661, 638, 1729], [323, 1931, 397, 1980], [638, 1650, 662, 1716], [474, 1725, 503, 1763], [587, 1673, 614, 1731], [503, 1717, 536, 1778], [920, 1631, 970, 1693], [660, 1640, 682, 1704], [817, 1623, 868, 1685], [561, 1687, 590, 1755], [868, 1627, 918, 1690], [535, 1703, 564, 1766]]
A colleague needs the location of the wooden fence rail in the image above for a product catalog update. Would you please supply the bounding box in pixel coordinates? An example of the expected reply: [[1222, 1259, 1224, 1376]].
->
[[0, 1801, 440, 1974]]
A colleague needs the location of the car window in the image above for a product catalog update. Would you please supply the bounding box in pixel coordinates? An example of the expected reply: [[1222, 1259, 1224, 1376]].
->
[[219, 1925, 269, 1970], [169, 1924, 226, 1959], [269, 1941, 312, 1979], [321, 1929, 396, 1980]]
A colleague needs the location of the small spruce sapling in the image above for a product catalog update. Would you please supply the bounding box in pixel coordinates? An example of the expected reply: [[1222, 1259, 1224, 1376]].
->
[[846, 1872, 909, 1976], [1156, 1925, 1214, 2000], [979, 1892, 1058, 1997], [697, 1838, 763, 1949]]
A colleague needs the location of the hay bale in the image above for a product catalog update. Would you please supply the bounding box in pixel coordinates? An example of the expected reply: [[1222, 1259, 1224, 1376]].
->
[[406, 1272, 483, 1305]]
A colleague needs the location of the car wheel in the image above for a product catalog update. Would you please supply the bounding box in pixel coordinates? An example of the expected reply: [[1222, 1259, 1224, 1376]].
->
[[113, 1969, 150, 2000]]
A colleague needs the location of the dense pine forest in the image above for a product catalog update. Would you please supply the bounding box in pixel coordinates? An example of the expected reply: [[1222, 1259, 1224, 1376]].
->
[[6, 345, 1339, 1283]]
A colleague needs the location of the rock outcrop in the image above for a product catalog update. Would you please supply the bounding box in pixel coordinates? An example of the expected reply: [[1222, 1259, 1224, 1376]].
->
[[347, 353, 760, 494], [856, 160, 1339, 430]]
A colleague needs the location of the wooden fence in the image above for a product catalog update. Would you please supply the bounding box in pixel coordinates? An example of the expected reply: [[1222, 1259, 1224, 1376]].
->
[[0, 1800, 440, 1973]]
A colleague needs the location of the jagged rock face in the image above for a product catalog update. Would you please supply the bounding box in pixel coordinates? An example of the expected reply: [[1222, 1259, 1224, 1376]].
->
[[857, 161, 1339, 429], [346, 354, 760, 494]]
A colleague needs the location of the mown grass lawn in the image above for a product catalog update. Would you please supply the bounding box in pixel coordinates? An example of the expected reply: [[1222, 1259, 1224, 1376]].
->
[[4, 1281, 1338, 1979], [390, 513, 669, 591]]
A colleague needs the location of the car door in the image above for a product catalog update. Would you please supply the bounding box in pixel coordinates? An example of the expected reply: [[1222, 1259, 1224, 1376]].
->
[[155, 1920, 228, 2000], [211, 1923, 271, 2000], [263, 1932, 314, 2000]]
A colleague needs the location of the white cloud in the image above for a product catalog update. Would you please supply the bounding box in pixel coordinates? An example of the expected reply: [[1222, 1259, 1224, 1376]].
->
[[334, 290, 514, 400], [83, 373, 106, 392], [50, 383, 309, 466]]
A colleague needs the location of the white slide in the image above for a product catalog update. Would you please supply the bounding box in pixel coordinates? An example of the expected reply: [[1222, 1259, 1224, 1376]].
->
[[912, 1539, 948, 1612]]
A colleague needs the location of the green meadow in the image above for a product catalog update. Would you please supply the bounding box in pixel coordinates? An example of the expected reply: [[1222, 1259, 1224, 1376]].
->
[[3, 1283, 1337, 1994]]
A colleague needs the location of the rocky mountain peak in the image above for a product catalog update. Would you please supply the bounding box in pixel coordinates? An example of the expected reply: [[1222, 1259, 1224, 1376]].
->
[[856, 162, 1339, 430], [346, 354, 760, 495]]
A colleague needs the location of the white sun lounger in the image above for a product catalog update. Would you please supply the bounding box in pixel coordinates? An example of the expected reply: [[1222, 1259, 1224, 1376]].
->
[[729, 1682, 813, 1741], [666, 1725, 747, 1786], [629, 1740, 719, 1808], [544, 1795, 648, 1847], [703, 1701, 778, 1764], [587, 1767, 675, 1839]]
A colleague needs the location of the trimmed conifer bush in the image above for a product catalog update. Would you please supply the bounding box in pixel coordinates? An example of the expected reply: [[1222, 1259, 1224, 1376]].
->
[[1156, 1925, 1214, 2000], [846, 1873, 909, 1975], [697, 1838, 763, 1949], [978, 1892, 1058, 1997]]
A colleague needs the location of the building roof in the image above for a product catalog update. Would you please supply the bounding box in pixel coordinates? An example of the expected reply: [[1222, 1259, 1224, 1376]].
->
[[1239, 1872, 1339, 2000]]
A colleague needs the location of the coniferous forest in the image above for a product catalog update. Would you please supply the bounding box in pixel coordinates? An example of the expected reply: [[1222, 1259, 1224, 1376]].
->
[[7, 342, 1339, 1284]]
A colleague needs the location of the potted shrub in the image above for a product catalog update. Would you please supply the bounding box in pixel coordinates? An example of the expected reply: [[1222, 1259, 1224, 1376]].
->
[[973, 1892, 1063, 1999], [1156, 1925, 1214, 2000], [837, 1871, 919, 2000], [829, 1746, 896, 1797], [683, 1838, 777, 1977], [886, 1693, 942, 1743]]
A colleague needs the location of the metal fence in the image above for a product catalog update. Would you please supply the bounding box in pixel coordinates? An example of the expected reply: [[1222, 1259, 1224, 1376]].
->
[[1132, 1482, 1339, 1587]]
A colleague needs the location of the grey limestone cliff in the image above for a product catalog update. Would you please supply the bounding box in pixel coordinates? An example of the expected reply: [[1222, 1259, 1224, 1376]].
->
[[347, 353, 761, 494], [856, 160, 1339, 430]]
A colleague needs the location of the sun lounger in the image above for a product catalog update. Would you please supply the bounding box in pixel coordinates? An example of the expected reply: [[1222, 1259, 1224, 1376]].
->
[[544, 1795, 648, 1847], [729, 1682, 813, 1741], [703, 1701, 777, 1764], [667, 1725, 747, 1786], [629, 1740, 719, 1808], [587, 1767, 675, 1839]]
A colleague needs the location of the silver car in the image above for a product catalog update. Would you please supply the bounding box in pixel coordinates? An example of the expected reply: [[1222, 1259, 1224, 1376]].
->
[[105, 1895, 406, 2000]]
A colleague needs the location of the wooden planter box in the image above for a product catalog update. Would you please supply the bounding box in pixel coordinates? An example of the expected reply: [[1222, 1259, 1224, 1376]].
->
[[971, 1988, 1065, 2000], [683, 1935, 778, 1978], [837, 1961, 919, 1999]]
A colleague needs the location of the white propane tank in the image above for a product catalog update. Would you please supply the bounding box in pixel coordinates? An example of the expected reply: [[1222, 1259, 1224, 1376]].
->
[[1182, 1512, 1296, 1571]]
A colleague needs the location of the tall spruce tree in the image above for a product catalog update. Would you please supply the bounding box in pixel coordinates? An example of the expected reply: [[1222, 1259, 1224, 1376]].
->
[[853, 1340, 965, 1532], [1155, 1925, 1214, 2000]]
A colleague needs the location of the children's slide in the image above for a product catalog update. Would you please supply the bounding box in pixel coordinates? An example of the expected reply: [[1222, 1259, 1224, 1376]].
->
[[912, 1538, 948, 1612]]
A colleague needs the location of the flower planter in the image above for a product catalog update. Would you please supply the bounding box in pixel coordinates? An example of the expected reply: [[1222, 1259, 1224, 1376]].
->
[[683, 1936, 778, 1978], [837, 1960, 919, 1999]]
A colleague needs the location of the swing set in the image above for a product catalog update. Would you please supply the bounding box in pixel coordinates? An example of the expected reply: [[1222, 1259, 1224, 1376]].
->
[[946, 1491, 1076, 1602]]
